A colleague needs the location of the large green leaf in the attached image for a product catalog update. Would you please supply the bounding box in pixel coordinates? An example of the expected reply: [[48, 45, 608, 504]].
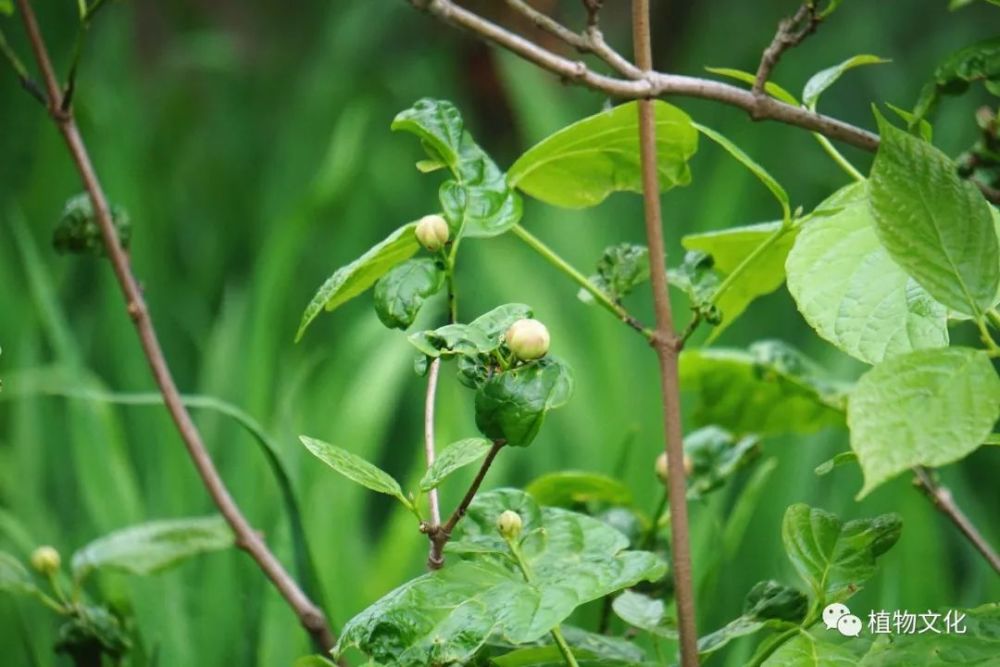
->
[[70, 516, 233, 579], [698, 581, 807, 657], [419, 438, 493, 492], [786, 183, 949, 364], [373, 258, 445, 330], [802, 55, 889, 109], [0, 551, 35, 595], [847, 347, 1000, 497], [868, 111, 1000, 317], [296, 223, 420, 340], [679, 341, 847, 436], [763, 629, 870, 667], [333, 489, 666, 665], [475, 358, 574, 447], [912, 37, 1000, 120], [612, 591, 677, 639], [299, 436, 411, 509], [508, 101, 697, 209], [393, 99, 522, 238], [781, 504, 901, 604], [525, 471, 632, 508]]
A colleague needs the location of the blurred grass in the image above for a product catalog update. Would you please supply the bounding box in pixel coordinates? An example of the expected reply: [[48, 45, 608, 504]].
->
[[1, 1, 999, 665]]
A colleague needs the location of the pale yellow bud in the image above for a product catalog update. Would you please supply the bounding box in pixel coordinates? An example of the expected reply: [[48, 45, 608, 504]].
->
[[30, 546, 61, 576], [414, 214, 450, 252], [655, 452, 694, 484], [505, 319, 550, 360], [497, 510, 523, 540]]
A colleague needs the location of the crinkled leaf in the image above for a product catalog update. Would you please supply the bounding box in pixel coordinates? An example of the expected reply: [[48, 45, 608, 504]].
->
[[409, 323, 494, 358], [787, 181, 949, 364], [419, 437, 493, 492], [679, 341, 847, 436], [297, 223, 420, 340], [71, 516, 233, 579], [471, 303, 534, 342], [869, 110, 999, 316], [847, 347, 1000, 498], [684, 426, 762, 497], [579, 243, 650, 305], [612, 591, 677, 639], [334, 489, 666, 665], [53, 192, 131, 258], [698, 581, 806, 657], [781, 504, 902, 604], [299, 436, 411, 509], [912, 37, 1000, 121], [475, 358, 574, 447], [704, 67, 799, 105], [508, 101, 697, 209], [373, 258, 445, 330], [0, 551, 35, 595], [393, 99, 522, 237], [803, 55, 889, 109], [525, 471, 633, 508]]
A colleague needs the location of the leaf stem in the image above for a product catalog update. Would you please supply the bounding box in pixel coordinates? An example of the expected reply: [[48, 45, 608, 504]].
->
[[711, 225, 791, 308], [549, 626, 581, 667], [812, 132, 864, 182], [987, 309, 1000, 332], [511, 224, 652, 338]]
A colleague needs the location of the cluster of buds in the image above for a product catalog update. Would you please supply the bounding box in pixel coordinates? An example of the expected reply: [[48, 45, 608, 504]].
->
[[415, 214, 450, 252]]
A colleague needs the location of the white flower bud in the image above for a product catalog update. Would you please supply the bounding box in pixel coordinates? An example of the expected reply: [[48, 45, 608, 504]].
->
[[414, 214, 450, 252], [30, 546, 61, 575], [505, 318, 550, 360], [497, 510, 523, 540], [655, 452, 694, 484]]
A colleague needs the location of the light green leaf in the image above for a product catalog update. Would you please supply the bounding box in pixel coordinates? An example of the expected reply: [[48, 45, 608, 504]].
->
[[409, 303, 534, 360], [579, 243, 650, 305], [0, 551, 35, 595], [508, 101, 697, 209], [814, 452, 857, 476], [0, 1, 13, 17], [704, 67, 799, 105], [786, 182, 949, 364], [885, 102, 933, 142], [296, 223, 420, 340], [491, 625, 648, 666], [419, 438, 493, 492], [679, 341, 847, 436], [70, 516, 233, 579], [698, 581, 807, 657], [860, 603, 1000, 665], [373, 258, 445, 330], [612, 591, 677, 639], [869, 111, 1000, 316], [299, 436, 411, 509], [763, 629, 870, 667], [470, 303, 534, 342], [802, 55, 889, 109], [525, 471, 633, 508], [475, 358, 574, 447], [334, 489, 666, 665], [847, 347, 1000, 497], [781, 504, 901, 604]]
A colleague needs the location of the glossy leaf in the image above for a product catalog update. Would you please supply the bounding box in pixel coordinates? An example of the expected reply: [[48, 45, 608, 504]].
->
[[475, 358, 574, 447], [679, 341, 847, 436], [612, 591, 677, 639], [869, 110, 999, 316], [802, 55, 889, 108], [847, 347, 1000, 498], [70, 516, 233, 579], [912, 37, 1000, 121], [525, 471, 633, 508], [0, 551, 34, 595], [333, 489, 666, 665], [409, 303, 533, 359], [699, 581, 806, 657], [471, 303, 535, 342], [704, 66, 799, 105], [299, 436, 411, 509], [297, 223, 420, 340], [787, 182, 949, 364], [508, 101, 697, 209], [684, 426, 762, 497], [373, 258, 444, 329], [419, 437, 492, 492], [781, 504, 901, 604]]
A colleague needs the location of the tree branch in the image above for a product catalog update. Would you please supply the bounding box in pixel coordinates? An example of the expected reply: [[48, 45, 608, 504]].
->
[[752, 3, 821, 97], [13, 0, 336, 654], [631, 1, 699, 665], [424, 358, 444, 528]]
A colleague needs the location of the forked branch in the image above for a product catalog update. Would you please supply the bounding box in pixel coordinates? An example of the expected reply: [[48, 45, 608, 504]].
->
[[752, 2, 821, 97]]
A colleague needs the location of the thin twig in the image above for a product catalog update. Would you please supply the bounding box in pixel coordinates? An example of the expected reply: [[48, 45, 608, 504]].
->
[[424, 358, 443, 527], [752, 3, 821, 97], [0, 28, 47, 106], [13, 0, 336, 654], [913, 467, 1000, 574], [631, 1, 699, 665]]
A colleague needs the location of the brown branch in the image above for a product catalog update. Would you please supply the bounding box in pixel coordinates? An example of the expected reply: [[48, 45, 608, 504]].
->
[[424, 358, 444, 528], [13, 0, 336, 654], [913, 467, 1000, 574], [752, 3, 821, 97], [631, 2, 699, 665]]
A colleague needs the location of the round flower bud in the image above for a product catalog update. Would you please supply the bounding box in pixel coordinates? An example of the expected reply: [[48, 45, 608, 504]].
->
[[655, 452, 694, 484], [505, 318, 550, 360], [414, 214, 450, 252], [497, 510, 523, 540], [30, 546, 61, 575]]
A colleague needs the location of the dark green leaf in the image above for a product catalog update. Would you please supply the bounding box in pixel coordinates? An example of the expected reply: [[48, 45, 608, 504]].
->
[[869, 111, 999, 316], [508, 101, 697, 209], [297, 223, 420, 341], [803, 55, 889, 109], [684, 426, 762, 497], [52, 192, 131, 258], [475, 358, 574, 447], [525, 471, 633, 508], [698, 581, 806, 657], [299, 436, 411, 509], [912, 37, 1000, 121], [612, 591, 677, 638], [579, 243, 650, 304], [847, 347, 1000, 497], [781, 504, 901, 604], [419, 437, 493, 492], [55, 605, 130, 660], [70, 516, 233, 579], [373, 258, 444, 329]]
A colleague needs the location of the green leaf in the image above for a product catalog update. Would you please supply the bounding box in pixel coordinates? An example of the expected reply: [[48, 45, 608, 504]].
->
[[579, 243, 650, 304], [409, 303, 534, 359], [525, 471, 633, 508], [491, 626, 648, 666], [393, 99, 522, 238], [296, 223, 420, 341], [0, 1, 13, 17], [299, 436, 411, 509], [470, 303, 534, 342], [885, 102, 933, 142], [372, 258, 444, 330], [912, 37, 1000, 121], [869, 110, 1000, 316], [847, 347, 1000, 497], [704, 67, 800, 105], [508, 101, 697, 209], [860, 603, 1000, 665], [781, 504, 901, 604], [762, 629, 871, 667], [679, 341, 847, 436], [612, 591, 677, 639], [70, 516, 233, 579], [786, 182, 950, 364], [53, 192, 131, 258], [334, 489, 666, 665], [693, 123, 791, 224], [814, 452, 857, 476], [419, 437, 493, 492], [684, 426, 762, 497], [802, 55, 889, 109], [698, 581, 806, 657], [475, 358, 574, 447], [0, 551, 35, 595]]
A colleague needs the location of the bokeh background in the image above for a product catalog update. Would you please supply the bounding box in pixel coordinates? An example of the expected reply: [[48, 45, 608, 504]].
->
[[1, 1, 998, 665]]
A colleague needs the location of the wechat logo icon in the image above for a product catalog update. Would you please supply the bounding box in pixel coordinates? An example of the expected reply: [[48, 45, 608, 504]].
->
[[823, 602, 863, 637]]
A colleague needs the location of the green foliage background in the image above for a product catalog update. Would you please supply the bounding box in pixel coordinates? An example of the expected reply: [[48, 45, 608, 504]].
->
[[0, 1, 998, 664]]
